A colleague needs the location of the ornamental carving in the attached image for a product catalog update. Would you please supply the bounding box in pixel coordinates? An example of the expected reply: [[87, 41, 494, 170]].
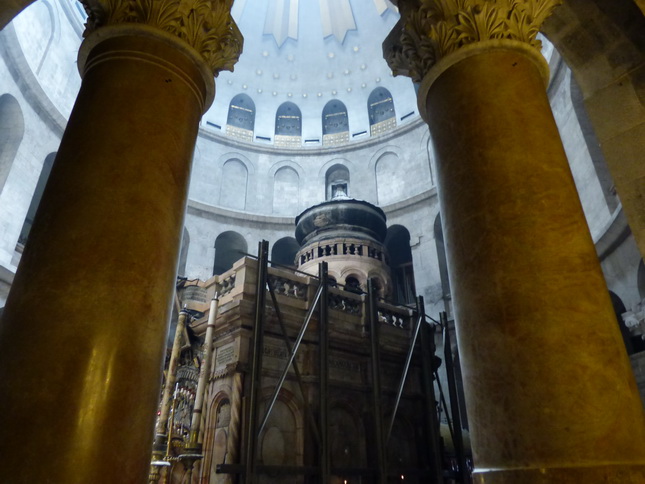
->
[[80, 0, 243, 76], [385, 0, 562, 83]]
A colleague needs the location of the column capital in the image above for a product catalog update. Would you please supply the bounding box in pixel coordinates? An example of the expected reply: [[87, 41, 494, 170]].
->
[[80, 0, 243, 77], [384, 0, 561, 84]]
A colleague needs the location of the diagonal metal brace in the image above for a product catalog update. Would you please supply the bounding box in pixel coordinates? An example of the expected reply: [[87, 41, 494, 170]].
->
[[266, 281, 322, 445], [257, 282, 324, 437], [385, 313, 423, 444]]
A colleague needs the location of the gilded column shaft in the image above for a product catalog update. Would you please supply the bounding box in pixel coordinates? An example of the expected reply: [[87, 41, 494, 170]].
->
[[386, 1, 645, 482], [157, 310, 190, 438], [0, 2, 241, 483]]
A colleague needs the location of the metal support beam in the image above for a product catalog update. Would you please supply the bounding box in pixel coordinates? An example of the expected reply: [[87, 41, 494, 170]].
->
[[258, 283, 324, 438], [319, 262, 330, 484], [368, 278, 387, 484], [244, 240, 269, 484], [442, 311, 467, 483], [386, 313, 423, 444], [418, 297, 444, 484], [266, 282, 322, 446]]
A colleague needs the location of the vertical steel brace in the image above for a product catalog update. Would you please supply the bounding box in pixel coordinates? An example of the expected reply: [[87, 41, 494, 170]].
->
[[319, 262, 330, 483], [368, 278, 387, 484], [442, 311, 467, 483], [419, 297, 444, 483], [244, 240, 269, 484]]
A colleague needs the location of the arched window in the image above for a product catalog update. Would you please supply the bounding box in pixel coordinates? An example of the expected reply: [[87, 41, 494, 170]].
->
[[368, 87, 395, 136], [0, 94, 25, 195], [344, 276, 363, 294], [226, 94, 255, 142], [375, 152, 403, 206], [273, 167, 299, 215], [322, 100, 349, 146], [275, 102, 302, 148], [434, 214, 451, 315], [385, 225, 416, 305], [271, 237, 300, 268], [219, 159, 248, 210], [325, 164, 350, 200], [18, 152, 56, 247], [213, 231, 247, 275]]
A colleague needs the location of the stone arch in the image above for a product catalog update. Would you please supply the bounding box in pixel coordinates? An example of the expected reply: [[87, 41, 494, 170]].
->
[[367, 270, 387, 299], [0, 94, 25, 195], [368, 87, 396, 136], [322, 99, 349, 138], [18, 152, 56, 247], [30, 0, 56, 75], [385, 224, 416, 305], [368, 87, 395, 125], [339, 269, 367, 294], [272, 166, 299, 215], [275, 101, 302, 136], [422, 130, 436, 186], [203, 391, 231, 484], [213, 231, 247, 275], [375, 151, 403, 206], [258, 388, 303, 467], [271, 237, 299, 268], [325, 164, 350, 200], [219, 158, 248, 210], [227, 93, 255, 131]]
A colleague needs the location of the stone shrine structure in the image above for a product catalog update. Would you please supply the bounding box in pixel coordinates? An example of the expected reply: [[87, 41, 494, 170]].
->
[[0, 1, 644, 483]]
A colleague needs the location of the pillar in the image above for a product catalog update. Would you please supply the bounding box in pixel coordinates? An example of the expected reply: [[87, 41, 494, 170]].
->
[[0, 1, 242, 483], [385, 1, 645, 482]]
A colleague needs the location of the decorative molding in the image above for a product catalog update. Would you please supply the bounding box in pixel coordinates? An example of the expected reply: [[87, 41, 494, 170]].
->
[[385, 0, 562, 83], [80, 0, 243, 76], [264, 0, 299, 47]]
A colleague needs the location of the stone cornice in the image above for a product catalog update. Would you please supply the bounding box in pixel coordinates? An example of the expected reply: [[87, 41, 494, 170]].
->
[[80, 0, 243, 77], [385, 0, 562, 83]]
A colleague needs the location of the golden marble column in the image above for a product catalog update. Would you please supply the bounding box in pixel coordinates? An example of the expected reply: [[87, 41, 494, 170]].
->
[[0, 1, 241, 483], [386, 1, 645, 482]]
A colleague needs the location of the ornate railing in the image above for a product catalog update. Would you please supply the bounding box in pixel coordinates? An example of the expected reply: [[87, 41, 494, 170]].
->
[[296, 238, 388, 267], [268, 273, 308, 300], [328, 289, 362, 315]]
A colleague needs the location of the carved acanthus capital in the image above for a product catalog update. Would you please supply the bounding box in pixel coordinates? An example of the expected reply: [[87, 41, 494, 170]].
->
[[384, 0, 562, 83], [80, 0, 243, 77]]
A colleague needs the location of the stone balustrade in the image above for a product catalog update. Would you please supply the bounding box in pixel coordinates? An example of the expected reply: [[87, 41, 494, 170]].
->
[[183, 256, 410, 334], [296, 238, 389, 268]]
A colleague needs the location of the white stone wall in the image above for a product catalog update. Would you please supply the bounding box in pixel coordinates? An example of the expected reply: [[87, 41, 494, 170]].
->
[[549, 55, 614, 239], [0, 26, 64, 300]]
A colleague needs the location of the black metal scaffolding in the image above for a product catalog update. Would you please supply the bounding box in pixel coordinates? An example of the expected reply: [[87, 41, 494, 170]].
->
[[217, 240, 469, 483]]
